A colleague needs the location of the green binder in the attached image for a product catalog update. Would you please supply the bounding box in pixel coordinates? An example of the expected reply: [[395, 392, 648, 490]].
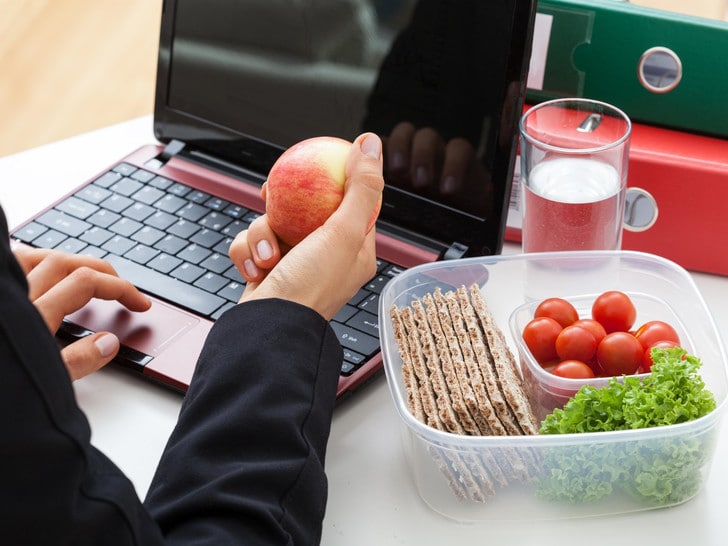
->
[[527, 0, 728, 138]]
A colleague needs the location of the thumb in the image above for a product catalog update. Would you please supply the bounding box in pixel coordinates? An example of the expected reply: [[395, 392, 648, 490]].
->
[[336, 133, 384, 233], [60, 332, 120, 381]]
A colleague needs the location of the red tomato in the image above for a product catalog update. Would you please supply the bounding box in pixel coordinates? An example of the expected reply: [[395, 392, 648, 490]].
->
[[534, 297, 579, 328], [634, 320, 680, 350], [555, 324, 597, 363], [591, 290, 637, 333], [597, 331, 644, 376], [551, 360, 596, 379], [572, 318, 607, 346], [640, 340, 682, 372], [522, 317, 562, 364]]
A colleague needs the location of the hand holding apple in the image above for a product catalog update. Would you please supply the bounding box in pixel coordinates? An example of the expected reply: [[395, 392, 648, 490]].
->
[[264, 136, 379, 246]]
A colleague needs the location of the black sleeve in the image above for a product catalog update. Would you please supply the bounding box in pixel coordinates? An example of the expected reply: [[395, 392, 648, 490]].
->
[[144, 300, 342, 545], [0, 205, 342, 545]]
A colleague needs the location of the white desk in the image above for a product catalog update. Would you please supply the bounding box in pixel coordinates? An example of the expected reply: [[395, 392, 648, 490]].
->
[[2, 117, 727, 545]]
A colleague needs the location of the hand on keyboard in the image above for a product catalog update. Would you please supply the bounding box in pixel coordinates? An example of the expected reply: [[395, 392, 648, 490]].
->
[[12, 245, 151, 380]]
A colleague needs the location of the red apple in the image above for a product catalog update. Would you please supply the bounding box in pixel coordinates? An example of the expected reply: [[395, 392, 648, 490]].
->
[[265, 136, 377, 246]]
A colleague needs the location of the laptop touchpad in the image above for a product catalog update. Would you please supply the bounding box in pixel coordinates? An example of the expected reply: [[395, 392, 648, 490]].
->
[[65, 298, 199, 356]]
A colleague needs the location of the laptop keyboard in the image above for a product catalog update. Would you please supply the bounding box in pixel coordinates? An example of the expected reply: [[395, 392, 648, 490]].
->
[[13, 162, 404, 377]]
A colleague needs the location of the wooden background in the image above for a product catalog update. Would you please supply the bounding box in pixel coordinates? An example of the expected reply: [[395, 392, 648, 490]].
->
[[0, 0, 725, 157], [0, 0, 162, 157]]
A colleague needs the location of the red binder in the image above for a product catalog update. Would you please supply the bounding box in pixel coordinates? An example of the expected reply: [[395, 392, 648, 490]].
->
[[506, 116, 728, 276]]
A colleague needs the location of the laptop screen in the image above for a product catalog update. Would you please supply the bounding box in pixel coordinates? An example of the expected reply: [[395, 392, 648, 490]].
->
[[154, 0, 536, 257]]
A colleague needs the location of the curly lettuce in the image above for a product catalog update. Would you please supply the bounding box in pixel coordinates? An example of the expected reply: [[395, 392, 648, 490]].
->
[[536, 347, 717, 505]]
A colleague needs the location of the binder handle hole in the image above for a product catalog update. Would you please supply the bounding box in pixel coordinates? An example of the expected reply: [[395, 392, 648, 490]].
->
[[637, 46, 682, 94]]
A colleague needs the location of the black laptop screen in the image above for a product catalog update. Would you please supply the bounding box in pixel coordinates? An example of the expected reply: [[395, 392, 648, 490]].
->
[[154, 0, 536, 256]]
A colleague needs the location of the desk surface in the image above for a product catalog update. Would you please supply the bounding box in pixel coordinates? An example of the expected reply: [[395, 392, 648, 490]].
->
[[2, 117, 727, 545]]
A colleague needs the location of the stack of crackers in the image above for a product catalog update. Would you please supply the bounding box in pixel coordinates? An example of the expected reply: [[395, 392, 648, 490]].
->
[[389, 283, 540, 502]]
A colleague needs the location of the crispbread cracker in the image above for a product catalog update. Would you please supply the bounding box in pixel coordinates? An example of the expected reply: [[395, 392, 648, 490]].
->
[[469, 284, 540, 435], [389, 282, 541, 501]]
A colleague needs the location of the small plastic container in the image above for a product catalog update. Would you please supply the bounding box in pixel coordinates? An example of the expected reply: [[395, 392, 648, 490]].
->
[[379, 250, 727, 521], [511, 291, 690, 422]]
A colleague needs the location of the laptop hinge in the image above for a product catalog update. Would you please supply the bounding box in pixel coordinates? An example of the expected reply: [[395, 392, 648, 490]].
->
[[443, 242, 468, 260], [146, 139, 186, 170]]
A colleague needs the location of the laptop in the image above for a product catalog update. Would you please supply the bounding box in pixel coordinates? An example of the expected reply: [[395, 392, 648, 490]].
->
[[10, 0, 537, 399]]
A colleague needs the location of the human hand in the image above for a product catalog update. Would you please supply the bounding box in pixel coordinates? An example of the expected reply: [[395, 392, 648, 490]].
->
[[228, 132, 384, 320], [383, 121, 493, 217], [12, 246, 151, 380]]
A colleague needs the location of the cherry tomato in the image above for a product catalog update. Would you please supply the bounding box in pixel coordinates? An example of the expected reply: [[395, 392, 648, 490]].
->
[[572, 318, 607, 346], [591, 290, 637, 333], [534, 297, 579, 328], [634, 320, 680, 350], [522, 317, 562, 364], [555, 324, 597, 363], [551, 360, 596, 379], [597, 331, 644, 376], [640, 340, 682, 372]]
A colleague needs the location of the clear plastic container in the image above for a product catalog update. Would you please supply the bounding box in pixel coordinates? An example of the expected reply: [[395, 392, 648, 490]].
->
[[379, 250, 727, 521]]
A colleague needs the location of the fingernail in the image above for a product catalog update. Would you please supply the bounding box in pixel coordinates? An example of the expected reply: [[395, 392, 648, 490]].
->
[[389, 151, 405, 171], [243, 258, 259, 279], [414, 165, 430, 188], [256, 239, 273, 260], [441, 175, 460, 195], [95, 333, 119, 358], [361, 133, 382, 159]]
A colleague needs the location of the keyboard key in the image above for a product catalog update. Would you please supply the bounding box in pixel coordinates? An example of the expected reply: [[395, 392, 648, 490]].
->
[[130, 169, 155, 183], [124, 202, 156, 222], [80, 226, 114, 247], [155, 194, 187, 213], [187, 190, 211, 204], [200, 253, 232, 274], [37, 210, 91, 237], [205, 197, 230, 211], [198, 211, 231, 231], [194, 272, 228, 294], [154, 234, 188, 255], [87, 209, 120, 228], [110, 217, 143, 237], [133, 186, 165, 205], [12, 222, 48, 243], [103, 254, 226, 317], [365, 275, 391, 294], [346, 310, 379, 338], [177, 243, 211, 265], [223, 265, 244, 283], [147, 253, 182, 274], [220, 219, 247, 238], [110, 177, 143, 196], [190, 228, 225, 248], [34, 229, 67, 249], [333, 304, 358, 324], [78, 185, 113, 204], [168, 219, 199, 238], [56, 238, 87, 254], [217, 281, 245, 302], [131, 225, 165, 247], [101, 194, 134, 213], [125, 244, 159, 265], [149, 175, 173, 190], [112, 163, 137, 176], [56, 196, 99, 219], [223, 204, 248, 219], [357, 293, 379, 314], [93, 171, 122, 188], [168, 182, 192, 197], [177, 202, 208, 222], [144, 210, 177, 230], [171, 262, 205, 283], [329, 322, 380, 357], [102, 235, 136, 256]]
